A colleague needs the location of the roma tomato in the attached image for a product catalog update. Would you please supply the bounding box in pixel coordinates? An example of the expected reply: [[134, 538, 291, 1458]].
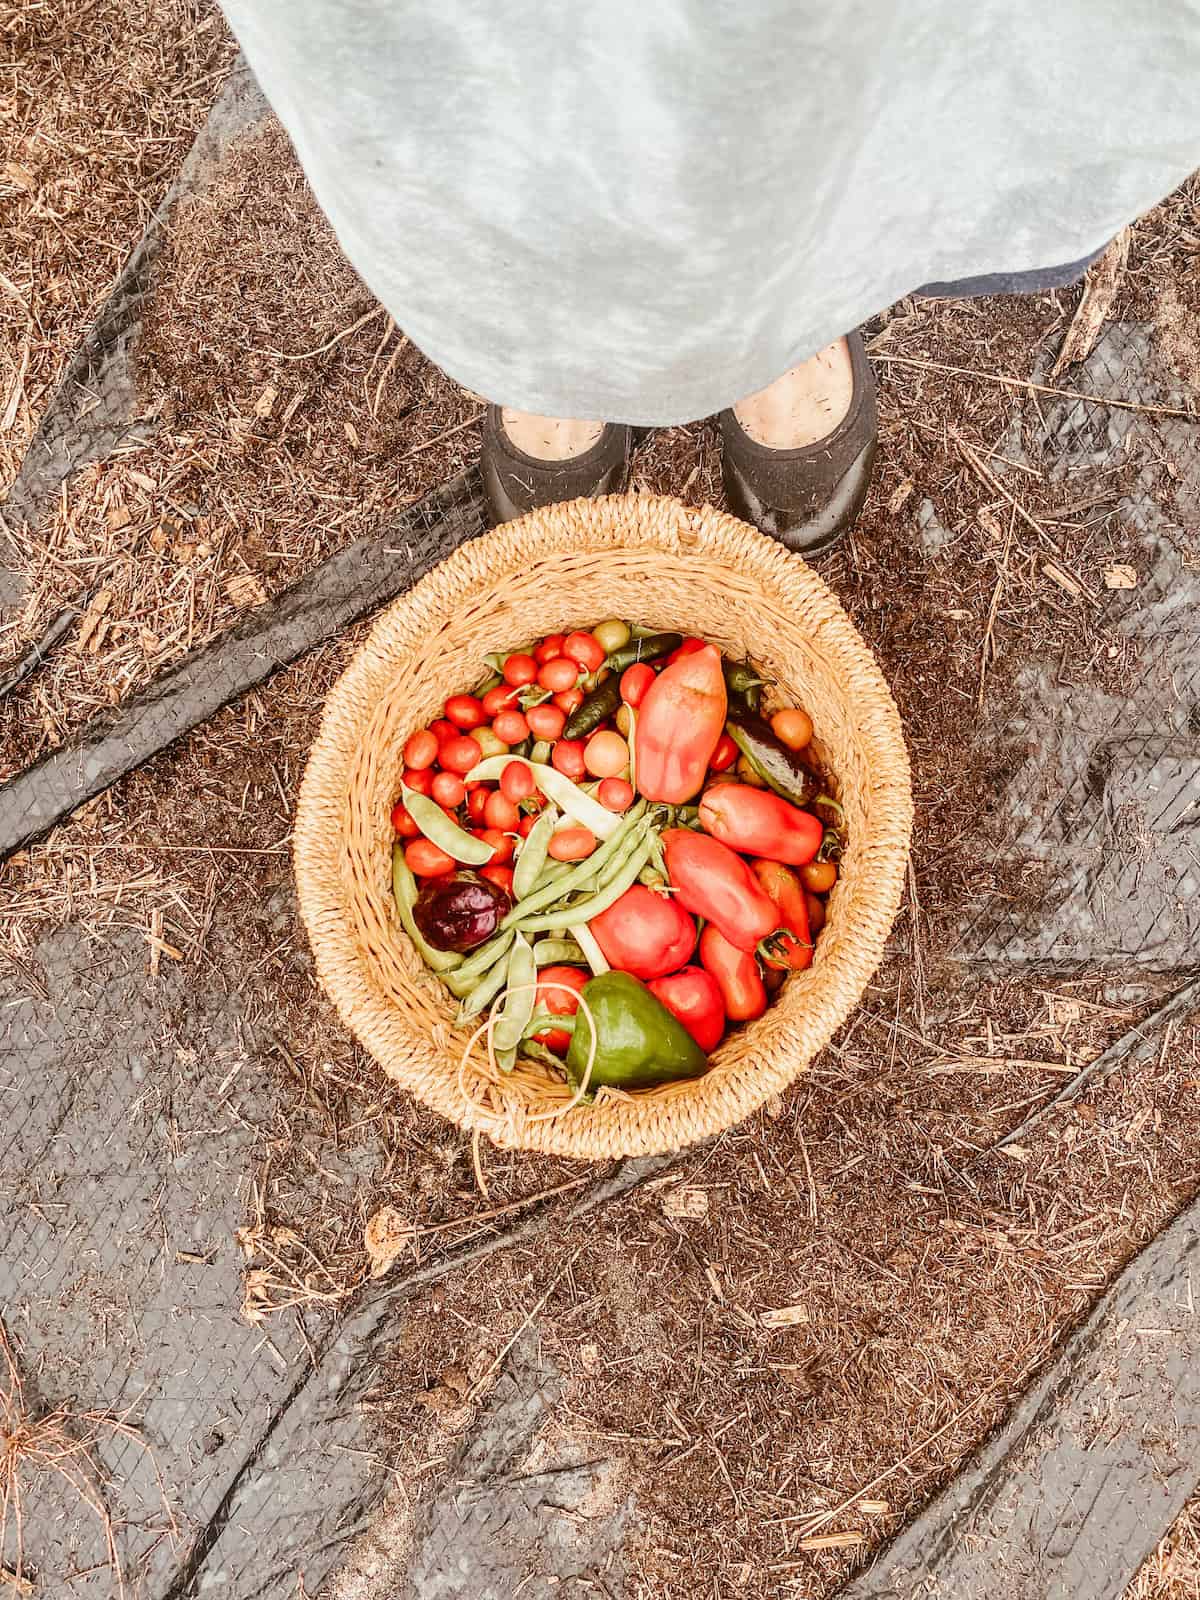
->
[[405, 838, 457, 877], [635, 644, 727, 803], [500, 759, 537, 803], [589, 885, 697, 981], [518, 813, 539, 837], [466, 786, 491, 823], [479, 863, 515, 895], [526, 702, 566, 740], [539, 656, 581, 693], [440, 735, 483, 775], [806, 891, 826, 934], [482, 683, 521, 717], [476, 828, 514, 864], [502, 653, 538, 687], [751, 858, 813, 972], [403, 729, 438, 770], [698, 784, 822, 866], [699, 924, 766, 1021], [564, 631, 605, 671], [800, 859, 838, 894], [390, 801, 420, 838], [620, 662, 655, 707], [483, 789, 521, 831], [648, 966, 725, 1051], [552, 739, 587, 779], [548, 826, 597, 861], [444, 694, 486, 730], [430, 718, 458, 744], [771, 707, 814, 750], [661, 829, 779, 951], [431, 771, 467, 809], [532, 965, 588, 1055]]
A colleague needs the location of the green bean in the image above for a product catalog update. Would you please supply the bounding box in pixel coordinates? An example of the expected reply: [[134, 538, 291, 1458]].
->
[[514, 833, 656, 933], [500, 810, 647, 928], [450, 926, 514, 982], [391, 847, 460, 973], [535, 859, 573, 891], [401, 783, 493, 865], [568, 922, 609, 974], [533, 938, 586, 966], [512, 805, 558, 899], [456, 959, 509, 1021], [493, 934, 537, 1056]]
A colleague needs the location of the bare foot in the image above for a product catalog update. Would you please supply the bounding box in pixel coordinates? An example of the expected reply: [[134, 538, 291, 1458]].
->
[[501, 409, 604, 460], [733, 339, 855, 449]]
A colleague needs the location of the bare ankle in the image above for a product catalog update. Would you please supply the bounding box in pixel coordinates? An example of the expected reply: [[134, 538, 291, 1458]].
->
[[733, 339, 855, 449], [500, 409, 604, 460]]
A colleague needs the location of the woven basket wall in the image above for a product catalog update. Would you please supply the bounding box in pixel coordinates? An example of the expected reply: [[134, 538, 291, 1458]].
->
[[294, 493, 913, 1160]]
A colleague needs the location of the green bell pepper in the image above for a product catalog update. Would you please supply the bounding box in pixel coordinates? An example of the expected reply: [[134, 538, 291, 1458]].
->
[[566, 971, 708, 1090]]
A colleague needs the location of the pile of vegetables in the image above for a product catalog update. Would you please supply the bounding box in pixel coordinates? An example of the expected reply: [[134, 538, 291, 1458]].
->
[[389, 622, 842, 1101]]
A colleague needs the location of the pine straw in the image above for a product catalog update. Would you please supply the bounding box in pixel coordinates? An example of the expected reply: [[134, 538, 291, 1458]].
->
[[1129, 1496, 1200, 1600]]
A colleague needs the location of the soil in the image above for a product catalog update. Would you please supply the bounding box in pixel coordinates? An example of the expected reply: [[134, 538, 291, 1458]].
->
[[4, 7, 1200, 1594]]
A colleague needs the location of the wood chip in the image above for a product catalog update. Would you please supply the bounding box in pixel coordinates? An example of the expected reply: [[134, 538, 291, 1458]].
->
[[579, 1342, 600, 1374], [225, 571, 267, 608], [662, 1185, 709, 1220], [1041, 560, 1084, 598], [859, 1499, 890, 1515], [75, 587, 112, 651], [363, 1204, 414, 1278], [3, 160, 35, 190], [128, 469, 157, 491], [796, 1530, 865, 1551], [761, 1303, 810, 1328], [977, 507, 1005, 541], [887, 477, 914, 513], [1052, 228, 1130, 376], [106, 504, 132, 530], [1103, 563, 1138, 589], [253, 383, 279, 418]]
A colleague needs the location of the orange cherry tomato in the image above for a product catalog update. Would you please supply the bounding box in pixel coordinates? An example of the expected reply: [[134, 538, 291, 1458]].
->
[[539, 656, 581, 693], [479, 863, 515, 895], [403, 729, 438, 769], [502, 653, 538, 687], [403, 766, 434, 796], [548, 826, 597, 861], [564, 631, 605, 671], [484, 790, 520, 831], [800, 859, 838, 893], [771, 707, 814, 750], [500, 760, 537, 803], [466, 786, 491, 823], [526, 702, 566, 740], [620, 663, 655, 706], [597, 776, 635, 812], [708, 733, 739, 772], [482, 683, 521, 717], [551, 739, 586, 779], [440, 735, 483, 774], [806, 891, 826, 934], [444, 694, 486, 730], [390, 801, 420, 837], [584, 730, 629, 778], [430, 771, 466, 808], [554, 686, 585, 715], [492, 709, 529, 744], [404, 838, 457, 877]]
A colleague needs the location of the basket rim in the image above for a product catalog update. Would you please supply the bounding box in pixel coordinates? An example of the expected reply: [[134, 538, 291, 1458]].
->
[[293, 492, 913, 1160]]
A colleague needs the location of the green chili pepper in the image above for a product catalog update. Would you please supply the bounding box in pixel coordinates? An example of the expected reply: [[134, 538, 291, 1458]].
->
[[723, 709, 820, 807], [493, 934, 537, 1057], [456, 958, 509, 1020], [566, 971, 708, 1090], [514, 831, 655, 933], [501, 809, 647, 927], [512, 805, 558, 900], [391, 847, 461, 973], [533, 938, 587, 966], [722, 657, 763, 714], [563, 677, 622, 740], [605, 631, 682, 674], [401, 783, 494, 865]]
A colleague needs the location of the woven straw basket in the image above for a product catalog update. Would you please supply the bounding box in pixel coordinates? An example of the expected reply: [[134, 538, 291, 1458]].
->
[[294, 493, 912, 1160]]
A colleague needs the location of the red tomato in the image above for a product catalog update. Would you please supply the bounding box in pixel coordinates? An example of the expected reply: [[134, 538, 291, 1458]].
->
[[661, 829, 779, 950], [502, 652, 538, 687], [698, 785, 823, 867], [482, 683, 521, 717], [635, 645, 727, 803], [404, 838, 457, 877], [554, 687, 585, 715], [539, 656, 581, 693], [479, 863, 515, 895], [708, 733, 738, 773], [648, 966, 725, 1051], [466, 786, 491, 823], [563, 630, 605, 671], [699, 924, 766, 1020], [492, 709, 529, 744], [444, 694, 486, 730], [499, 760, 537, 803], [526, 703, 566, 741], [518, 813, 539, 838], [403, 766, 434, 796], [584, 730, 629, 778], [752, 858, 813, 971], [551, 739, 586, 779], [440, 735, 483, 774], [477, 828, 514, 864], [532, 964, 588, 1055], [430, 771, 466, 809], [590, 885, 697, 980], [535, 634, 565, 664], [430, 717, 458, 743], [403, 729, 438, 770], [620, 663, 655, 707], [668, 636, 708, 664], [548, 826, 597, 861], [484, 790, 520, 831], [597, 776, 635, 812], [390, 801, 420, 837]]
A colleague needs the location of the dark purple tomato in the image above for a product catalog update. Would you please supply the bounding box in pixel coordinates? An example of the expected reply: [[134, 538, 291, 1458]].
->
[[413, 873, 511, 952]]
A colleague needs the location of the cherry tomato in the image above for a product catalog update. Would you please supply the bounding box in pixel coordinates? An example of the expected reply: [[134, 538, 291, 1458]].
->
[[554, 686, 585, 715], [771, 707, 814, 750], [500, 760, 537, 803], [518, 813, 539, 838], [404, 838, 457, 877], [440, 735, 483, 774], [431, 771, 466, 808], [668, 636, 708, 664], [539, 656, 581, 693], [551, 739, 586, 779], [403, 729, 438, 769], [492, 709, 529, 744], [532, 965, 588, 1055], [444, 694, 486, 730], [484, 790, 520, 831], [597, 776, 635, 812], [482, 683, 521, 717], [708, 733, 739, 773], [479, 863, 515, 895], [430, 717, 458, 743], [620, 663, 655, 707], [548, 826, 597, 861], [502, 652, 538, 687], [563, 630, 605, 671], [526, 702, 566, 741], [800, 859, 838, 893], [806, 891, 826, 934], [403, 766, 435, 796], [535, 634, 565, 664], [467, 786, 491, 823], [584, 730, 629, 778], [477, 828, 514, 864], [390, 800, 420, 837]]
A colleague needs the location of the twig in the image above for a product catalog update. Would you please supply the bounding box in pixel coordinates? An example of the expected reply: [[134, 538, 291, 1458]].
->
[[395, 410, 485, 463], [978, 507, 1014, 707], [371, 328, 409, 418], [467, 1245, 584, 1402], [873, 353, 1199, 421], [265, 304, 385, 362]]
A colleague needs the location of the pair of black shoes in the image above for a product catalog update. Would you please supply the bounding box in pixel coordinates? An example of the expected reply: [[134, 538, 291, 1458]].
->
[[481, 332, 876, 556]]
